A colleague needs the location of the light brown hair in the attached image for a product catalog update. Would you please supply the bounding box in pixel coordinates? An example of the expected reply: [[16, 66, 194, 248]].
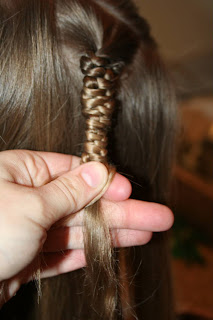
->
[[0, 0, 176, 319]]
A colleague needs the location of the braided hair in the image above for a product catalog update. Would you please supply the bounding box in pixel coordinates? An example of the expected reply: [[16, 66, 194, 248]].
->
[[80, 54, 122, 164], [80, 53, 123, 318]]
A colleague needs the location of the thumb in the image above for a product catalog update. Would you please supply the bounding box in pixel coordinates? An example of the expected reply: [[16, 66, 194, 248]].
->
[[36, 162, 108, 229]]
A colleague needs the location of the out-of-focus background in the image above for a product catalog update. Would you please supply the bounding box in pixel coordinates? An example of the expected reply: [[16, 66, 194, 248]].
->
[[136, 1, 213, 319]]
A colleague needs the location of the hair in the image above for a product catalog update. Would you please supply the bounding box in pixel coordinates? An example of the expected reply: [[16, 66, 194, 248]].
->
[[0, 0, 177, 319]]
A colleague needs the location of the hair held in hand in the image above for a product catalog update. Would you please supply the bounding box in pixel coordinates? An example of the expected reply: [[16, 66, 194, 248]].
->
[[0, 0, 177, 319], [80, 53, 123, 318]]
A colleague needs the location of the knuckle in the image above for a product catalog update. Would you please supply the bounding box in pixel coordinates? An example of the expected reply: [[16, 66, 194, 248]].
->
[[29, 191, 47, 223], [52, 176, 80, 212], [24, 152, 51, 187], [31, 191, 46, 213]]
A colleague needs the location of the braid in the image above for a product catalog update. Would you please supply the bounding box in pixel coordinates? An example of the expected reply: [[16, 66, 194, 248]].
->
[[80, 53, 120, 164], [80, 53, 123, 319]]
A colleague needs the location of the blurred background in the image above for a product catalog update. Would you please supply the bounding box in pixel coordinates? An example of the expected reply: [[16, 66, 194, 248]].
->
[[136, 1, 213, 319]]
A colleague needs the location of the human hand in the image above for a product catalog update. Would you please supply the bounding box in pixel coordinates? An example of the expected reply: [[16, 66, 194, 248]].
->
[[0, 150, 173, 304]]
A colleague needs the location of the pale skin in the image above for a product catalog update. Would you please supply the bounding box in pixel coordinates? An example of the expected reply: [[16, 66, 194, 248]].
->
[[0, 150, 174, 307]]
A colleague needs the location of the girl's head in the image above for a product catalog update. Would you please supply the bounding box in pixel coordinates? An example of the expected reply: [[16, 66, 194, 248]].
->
[[0, 0, 175, 198], [0, 1, 176, 319]]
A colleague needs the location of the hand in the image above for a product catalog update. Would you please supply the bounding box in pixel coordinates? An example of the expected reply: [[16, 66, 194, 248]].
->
[[0, 150, 173, 305]]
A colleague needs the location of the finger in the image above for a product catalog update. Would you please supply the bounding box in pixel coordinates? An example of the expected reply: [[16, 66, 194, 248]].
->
[[103, 173, 132, 201], [39, 250, 86, 279], [0, 150, 80, 186], [35, 162, 109, 228], [39, 153, 132, 201], [62, 199, 174, 232], [103, 199, 174, 231], [36, 152, 132, 200], [0, 150, 132, 200], [43, 226, 153, 251]]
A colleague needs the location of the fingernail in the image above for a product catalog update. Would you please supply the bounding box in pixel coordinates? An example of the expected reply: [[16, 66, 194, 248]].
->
[[81, 162, 108, 188]]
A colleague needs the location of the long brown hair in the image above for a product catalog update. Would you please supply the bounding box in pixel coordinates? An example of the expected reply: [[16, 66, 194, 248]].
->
[[0, 0, 176, 319]]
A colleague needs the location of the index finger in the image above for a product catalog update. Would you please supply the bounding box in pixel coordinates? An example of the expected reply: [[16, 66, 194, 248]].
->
[[63, 199, 174, 232]]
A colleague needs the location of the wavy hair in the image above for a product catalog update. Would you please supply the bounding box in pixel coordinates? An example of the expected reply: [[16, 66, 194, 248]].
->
[[0, 0, 176, 319]]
